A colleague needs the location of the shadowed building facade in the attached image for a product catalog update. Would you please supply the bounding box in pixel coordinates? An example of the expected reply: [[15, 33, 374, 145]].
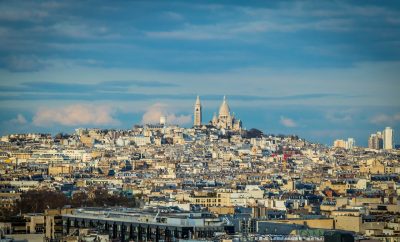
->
[[62, 207, 234, 241]]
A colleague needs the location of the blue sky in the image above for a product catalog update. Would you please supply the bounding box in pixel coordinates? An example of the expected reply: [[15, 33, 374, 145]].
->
[[0, 0, 399, 146]]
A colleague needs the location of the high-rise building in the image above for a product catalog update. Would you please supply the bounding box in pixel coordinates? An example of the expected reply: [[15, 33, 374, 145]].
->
[[194, 96, 202, 127], [346, 138, 355, 150], [368, 131, 384, 150], [376, 132, 384, 149], [333, 138, 355, 149], [368, 134, 376, 149], [383, 127, 393, 150]]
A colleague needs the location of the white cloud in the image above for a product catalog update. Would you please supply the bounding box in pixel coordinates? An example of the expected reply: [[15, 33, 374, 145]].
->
[[141, 103, 165, 124], [10, 114, 27, 125], [145, 2, 400, 42], [141, 103, 191, 126], [146, 13, 353, 41], [51, 22, 120, 39], [280, 116, 297, 128], [33, 104, 119, 127], [325, 110, 354, 123], [146, 24, 228, 40], [164, 11, 184, 21], [370, 113, 400, 124], [165, 113, 192, 126]]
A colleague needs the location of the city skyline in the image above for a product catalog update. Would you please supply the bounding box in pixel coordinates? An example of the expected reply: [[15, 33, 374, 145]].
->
[[1, 2, 400, 240], [0, 1, 400, 146]]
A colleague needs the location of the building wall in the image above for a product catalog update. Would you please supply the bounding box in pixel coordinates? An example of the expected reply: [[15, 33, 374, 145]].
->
[[351, 197, 382, 206], [278, 219, 334, 230], [361, 221, 385, 234], [48, 165, 73, 175], [45, 208, 74, 240], [208, 207, 235, 215], [334, 215, 362, 233], [0, 193, 21, 209], [25, 215, 45, 234]]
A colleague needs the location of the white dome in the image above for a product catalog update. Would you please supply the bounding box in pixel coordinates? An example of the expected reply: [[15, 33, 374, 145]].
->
[[219, 96, 230, 117]]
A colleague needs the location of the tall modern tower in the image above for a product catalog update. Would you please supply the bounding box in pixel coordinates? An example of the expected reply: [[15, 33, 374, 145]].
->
[[194, 96, 202, 127], [383, 127, 393, 150]]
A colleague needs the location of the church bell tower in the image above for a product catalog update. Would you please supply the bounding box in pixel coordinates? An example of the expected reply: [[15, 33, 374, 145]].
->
[[194, 96, 202, 127]]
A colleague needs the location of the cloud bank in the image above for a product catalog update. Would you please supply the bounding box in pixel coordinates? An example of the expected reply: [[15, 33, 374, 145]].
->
[[33, 104, 119, 127], [370, 113, 400, 125], [280, 116, 297, 128], [9, 114, 28, 125], [141, 103, 191, 126]]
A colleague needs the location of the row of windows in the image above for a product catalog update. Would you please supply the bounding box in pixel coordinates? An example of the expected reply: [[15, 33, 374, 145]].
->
[[194, 199, 221, 203]]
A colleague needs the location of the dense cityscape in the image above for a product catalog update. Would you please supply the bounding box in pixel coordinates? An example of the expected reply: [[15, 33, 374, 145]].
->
[[1, 1, 400, 242], [0, 96, 398, 242]]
